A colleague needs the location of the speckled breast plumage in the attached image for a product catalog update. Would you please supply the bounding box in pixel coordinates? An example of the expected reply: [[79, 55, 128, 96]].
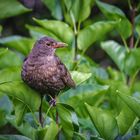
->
[[21, 54, 75, 97]]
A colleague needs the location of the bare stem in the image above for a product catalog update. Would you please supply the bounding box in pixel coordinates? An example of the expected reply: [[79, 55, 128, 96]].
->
[[39, 95, 43, 127], [129, 2, 136, 48], [56, 108, 59, 140]]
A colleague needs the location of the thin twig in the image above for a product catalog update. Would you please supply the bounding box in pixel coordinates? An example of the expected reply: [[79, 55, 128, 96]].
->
[[39, 95, 43, 127], [129, 2, 136, 48]]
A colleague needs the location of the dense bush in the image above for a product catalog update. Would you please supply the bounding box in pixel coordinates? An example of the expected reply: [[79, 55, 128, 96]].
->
[[0, 0, 140, 140]]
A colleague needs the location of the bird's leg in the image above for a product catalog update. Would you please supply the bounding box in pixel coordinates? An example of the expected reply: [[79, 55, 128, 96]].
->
[[39, 95, 43, 127], [48, 96, 58, 123], [49, 98, 56, 106]]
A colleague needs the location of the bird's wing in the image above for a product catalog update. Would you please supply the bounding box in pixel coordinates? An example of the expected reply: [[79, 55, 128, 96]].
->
[[56, 56, 76, 88]]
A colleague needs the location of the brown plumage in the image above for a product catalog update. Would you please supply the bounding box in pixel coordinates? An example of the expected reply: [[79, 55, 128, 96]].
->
[[21, 36, 75, 97], [21, 36, 75, 126]]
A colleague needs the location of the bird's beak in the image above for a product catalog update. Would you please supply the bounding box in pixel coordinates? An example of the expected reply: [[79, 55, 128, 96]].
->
[[53, 42, 68, 48]]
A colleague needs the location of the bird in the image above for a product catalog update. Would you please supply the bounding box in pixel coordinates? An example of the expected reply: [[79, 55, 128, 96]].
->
[[21, 36, 75, 126]]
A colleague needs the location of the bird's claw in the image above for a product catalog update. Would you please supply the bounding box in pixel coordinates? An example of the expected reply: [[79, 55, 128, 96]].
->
[[49, 98, 56, 106]]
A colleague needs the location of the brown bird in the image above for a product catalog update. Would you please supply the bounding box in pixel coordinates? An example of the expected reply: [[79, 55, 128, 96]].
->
[[21, 36, 75, 126]]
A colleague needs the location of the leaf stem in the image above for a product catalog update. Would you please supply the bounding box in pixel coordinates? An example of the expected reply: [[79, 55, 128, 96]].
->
[[134, 36, 140, 48], [121, 36, 129, 52], [130, 70, 139, 89], [129, 3, 136, 48], [44, 104, 53, 121], [70, 11, 78, 62]]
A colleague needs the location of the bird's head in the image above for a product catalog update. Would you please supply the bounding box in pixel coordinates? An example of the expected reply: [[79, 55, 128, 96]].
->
[[33, 36, 68, 56], [38, 37, 67, 48]]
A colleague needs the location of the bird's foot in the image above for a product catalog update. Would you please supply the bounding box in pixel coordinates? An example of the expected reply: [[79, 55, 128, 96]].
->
[[49, 98, 56, 106]]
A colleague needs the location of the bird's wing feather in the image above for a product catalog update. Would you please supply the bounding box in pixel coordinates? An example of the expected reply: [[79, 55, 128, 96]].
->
[[56, 56, 76, 88]]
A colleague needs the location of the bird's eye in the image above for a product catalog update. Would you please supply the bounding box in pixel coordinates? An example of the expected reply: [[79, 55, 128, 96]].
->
[[46, 43, 50, 46]]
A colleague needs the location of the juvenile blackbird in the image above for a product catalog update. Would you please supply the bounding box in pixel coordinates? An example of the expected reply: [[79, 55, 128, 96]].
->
[[21, 36, 75, 125]]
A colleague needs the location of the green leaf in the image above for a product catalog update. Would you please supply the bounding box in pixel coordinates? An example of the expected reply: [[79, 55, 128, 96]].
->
[[0, 95, 13, 127], [0, 36, 34, 55], [130, 135, 140, 140], [101, 41, 140, 75], [0, 0, 30, 19], [60, 83, 109, 117], [34, 19, 74, 46], [117, 90, 140, 118], [96, 0, 125, 18], [101, 41, 126, 71], [14, 99, 28, 126], [96, 0, 131, 38], [116, 106, 136, 135], [44, 121, 59, 140], [0, 48, 22, 68], [107, 81, 130, 113], [26, 25, 59, 41], [0, 67, 21, 84], [0, 135, 31, 140], [70, 71, 92, 85], [0, 25, 2, 35], [78, 21, 117, 50], [42, 0, 62, 20], [64, 0, 94, 22], [124, 48, 140, 75], [0, 95, 13, 114], [0, 81, 41, 124], [57, 104, 74, 139], [73, 132, 86, 140], [0, 110, 7, 126], [135, 14, 140, 37], [85, 103, 119, 140], [7, 115, 36, 140], [0, 48, 8, 57]]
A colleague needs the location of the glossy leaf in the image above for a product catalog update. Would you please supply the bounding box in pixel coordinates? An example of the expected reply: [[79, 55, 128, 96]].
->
[[0, 25, 2, 34], [101, 41, 126, 71], [0, 81, 41, 124], [34, 19, 74, 46], [26, 25, 59, 41], [135, 14, 140, 37], [70, 71, 92, 85], [96, 0, 131, 38], [130, 135, 140, 140], [0, 48, 22, 68], [43, 121, 59, 140], [107, 81, 130, 114], [73, 132, 86, 140], [60, 83, 108, 103], [0, 67, 21, 84], [124, 48, 140, 75], [85, 103, 119, 140], [78, 21, 117, 50], [117, 91, 140, 118], [57, 104, 74, 139], [0, 36, 34, 55], [0, 48, 8, 57], [14, 99, 28, 126], [64, 0, 94, 23], [0, 95, 13, 114], [0, 110, 7, 126], [96, 0, 125, 18], [0, 0, 30, 19], [0, 95, 13, 126], [0, 135, 31, 140], [42, 0, 62, 20], [116, 106, 136, 135], [60, 83, 109, 118], [7, 116, 36, 140]]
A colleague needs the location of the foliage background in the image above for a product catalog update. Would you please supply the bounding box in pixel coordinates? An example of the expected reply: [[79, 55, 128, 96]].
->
[[0, 0, 140, 140]]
